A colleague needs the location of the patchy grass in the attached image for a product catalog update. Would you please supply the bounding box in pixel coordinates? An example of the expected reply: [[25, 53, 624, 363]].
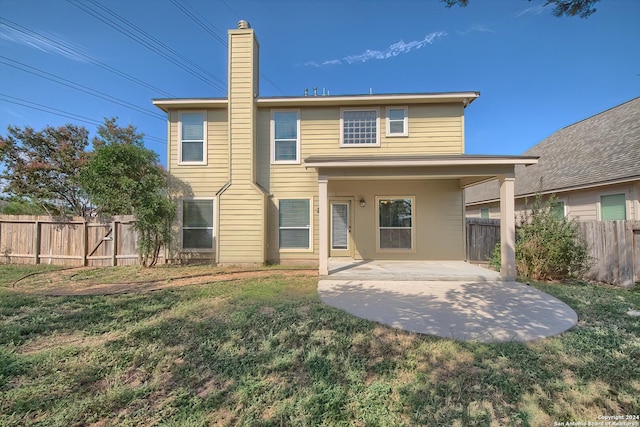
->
[[0, 265, 639, 426]]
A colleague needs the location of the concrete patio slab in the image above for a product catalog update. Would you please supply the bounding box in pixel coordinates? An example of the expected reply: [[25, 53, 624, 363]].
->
[[318, 279, 578, 343], [327, 259, 504, 281]]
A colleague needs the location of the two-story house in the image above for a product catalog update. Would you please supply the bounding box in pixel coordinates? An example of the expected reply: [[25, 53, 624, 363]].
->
[[152, 21, 537, 280]]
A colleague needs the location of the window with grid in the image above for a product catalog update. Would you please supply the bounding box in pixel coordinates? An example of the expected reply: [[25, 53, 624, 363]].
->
[[341, 109, 379, 146], [600, 193, 626, 220], [180, 112, 206, 163], [182, 200, 214, 249], [272, 111, 299, 163], [378, 197, 413, 250], [279, 199, 311, 249], [386, 107, 408, 136]]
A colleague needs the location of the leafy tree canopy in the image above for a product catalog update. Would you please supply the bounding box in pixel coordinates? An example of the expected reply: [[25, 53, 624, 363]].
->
[[0, 123, 90, 216], [81, 119, 175, 266], [441, 0, 600, 18]]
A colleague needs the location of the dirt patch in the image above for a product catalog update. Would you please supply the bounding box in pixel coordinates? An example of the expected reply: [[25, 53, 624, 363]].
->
[[11, 268, 317, 296]]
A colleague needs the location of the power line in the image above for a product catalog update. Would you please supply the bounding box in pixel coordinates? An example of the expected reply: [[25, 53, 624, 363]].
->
[[66, 0, 227, 94], [0, 18, 175, 98], [169, 0, 227, 47], [0, 56, 165, 120], [170, 0, 286, 95], [0, 94, 167, 145], [221, 0, 241, 20]]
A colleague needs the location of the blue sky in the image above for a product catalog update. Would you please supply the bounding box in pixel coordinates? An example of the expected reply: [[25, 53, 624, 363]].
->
[[1, 0, 638, 166]]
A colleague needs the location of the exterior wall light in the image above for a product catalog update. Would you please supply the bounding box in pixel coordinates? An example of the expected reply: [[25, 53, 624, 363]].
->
[[360, 198, 366, 207]]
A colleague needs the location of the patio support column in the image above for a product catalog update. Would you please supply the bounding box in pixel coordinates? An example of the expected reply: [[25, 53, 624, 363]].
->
[[499, 173, 516, 281], [318, 175, 329, 276]]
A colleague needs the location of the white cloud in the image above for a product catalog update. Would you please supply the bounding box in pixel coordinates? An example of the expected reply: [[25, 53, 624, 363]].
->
[[343, 32, 447, 64], [515, 5, 546, 18], [0, 25, 88, 62], [300, 32, 447, 67], [458, 24, 495, 35]]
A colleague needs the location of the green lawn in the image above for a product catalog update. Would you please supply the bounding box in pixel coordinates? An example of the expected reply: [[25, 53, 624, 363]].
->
[[1, 265, 639, 426]]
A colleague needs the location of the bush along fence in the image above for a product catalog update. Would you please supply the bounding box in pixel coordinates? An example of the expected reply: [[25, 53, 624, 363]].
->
[[0, 215, 162, 267], [466, 218, 640, 288]]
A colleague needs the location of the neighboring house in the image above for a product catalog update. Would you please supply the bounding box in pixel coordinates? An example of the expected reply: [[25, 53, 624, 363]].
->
[[152, 21, 536, 279], [466, 97, 640, 221]]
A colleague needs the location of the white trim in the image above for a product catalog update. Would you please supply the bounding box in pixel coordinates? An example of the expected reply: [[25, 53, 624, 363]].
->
[[181, 198, 215, 251], [340, 108, 380, 147], [306, 156, 538, 168], [386, 106, 408, 137], [277, 197, 314, 253], [178, 111, 207, 166], [375, 196, 416, 253], [270, 109, 301, 164]]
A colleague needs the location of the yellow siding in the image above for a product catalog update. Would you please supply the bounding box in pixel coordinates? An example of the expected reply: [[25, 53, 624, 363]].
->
[[218, 28, 266, 264], [168, 109, 229, 196]]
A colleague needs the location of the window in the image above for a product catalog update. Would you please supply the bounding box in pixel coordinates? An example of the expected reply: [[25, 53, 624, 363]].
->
[[279, 199, 311, 249], [378, 197, 413, 250], [341, 109, 380, 146], [480, 208, 490, 219], [550, 200, 566, 219], [271, 110, 300, 163], [600, 193, 626, 220], [180, 112, 206, 164], [182, 200, 214, 249], [386, 106, 408, 136]]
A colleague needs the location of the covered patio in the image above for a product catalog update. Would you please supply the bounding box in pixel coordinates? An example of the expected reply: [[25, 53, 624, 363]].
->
[[305, 155, 539, 280]]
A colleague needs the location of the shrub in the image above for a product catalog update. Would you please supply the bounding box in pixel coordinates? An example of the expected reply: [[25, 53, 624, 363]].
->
[[490, 195, 590, 280]]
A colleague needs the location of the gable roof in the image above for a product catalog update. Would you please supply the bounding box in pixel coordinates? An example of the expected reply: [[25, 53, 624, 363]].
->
[[466, 96, 640, 204]]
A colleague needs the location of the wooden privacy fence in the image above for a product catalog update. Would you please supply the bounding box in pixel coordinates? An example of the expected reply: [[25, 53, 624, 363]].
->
[[466, 218, 500, 263], [0, 215, 162, 267], [576, 220, 640, 288], [466, 218, 640, 287]]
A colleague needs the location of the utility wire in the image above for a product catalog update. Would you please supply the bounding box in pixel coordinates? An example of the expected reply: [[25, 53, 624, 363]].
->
[[170, 0, 286, 95], [66, 0, 226, 94], [0, 56, 165, 120], [0, 18, 175, 98], [0, 94, 167, 145]]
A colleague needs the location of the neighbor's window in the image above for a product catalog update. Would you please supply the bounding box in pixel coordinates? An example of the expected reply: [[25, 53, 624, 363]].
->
[[341, 109, 379, 146], [386, 106, 408, 136], [180, 112, 206, 164], [480, 208, 490, 219], [279, 199, 311, 249], [378, 197, 413, 250], [271, 110, 300, 163], [183, 200, 214, 249], [600, 193, 626, 220], [550, 200, 566, 219]]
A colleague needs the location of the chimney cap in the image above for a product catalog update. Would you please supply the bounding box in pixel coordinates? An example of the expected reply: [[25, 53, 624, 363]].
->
[[238, 20, 251, 29]]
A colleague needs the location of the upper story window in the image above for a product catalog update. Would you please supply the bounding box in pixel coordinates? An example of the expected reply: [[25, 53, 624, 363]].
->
[[341, 109, 380, 146], [179, 112, 206, 165], [271, 110, 300, 164], [386, 106, 408, 137]]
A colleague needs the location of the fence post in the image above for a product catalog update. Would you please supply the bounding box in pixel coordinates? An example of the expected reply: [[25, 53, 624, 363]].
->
[[33, 220, 41, 265], [112, 220, 118, 267], [82, 219, 88, 267]]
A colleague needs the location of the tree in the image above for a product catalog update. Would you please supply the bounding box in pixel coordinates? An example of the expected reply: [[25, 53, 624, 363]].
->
[[0, 196, 49, 215], [441, 0, 600, 18], [81, 119, 175, 267], [0, 124, 90, 216]]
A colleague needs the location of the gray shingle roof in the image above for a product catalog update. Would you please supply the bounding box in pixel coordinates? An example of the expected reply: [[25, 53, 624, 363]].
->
[[466, 96, 640, 204]]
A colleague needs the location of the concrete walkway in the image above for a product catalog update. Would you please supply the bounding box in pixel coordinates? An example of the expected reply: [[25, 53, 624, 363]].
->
[[319, 261, 578, 343]]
